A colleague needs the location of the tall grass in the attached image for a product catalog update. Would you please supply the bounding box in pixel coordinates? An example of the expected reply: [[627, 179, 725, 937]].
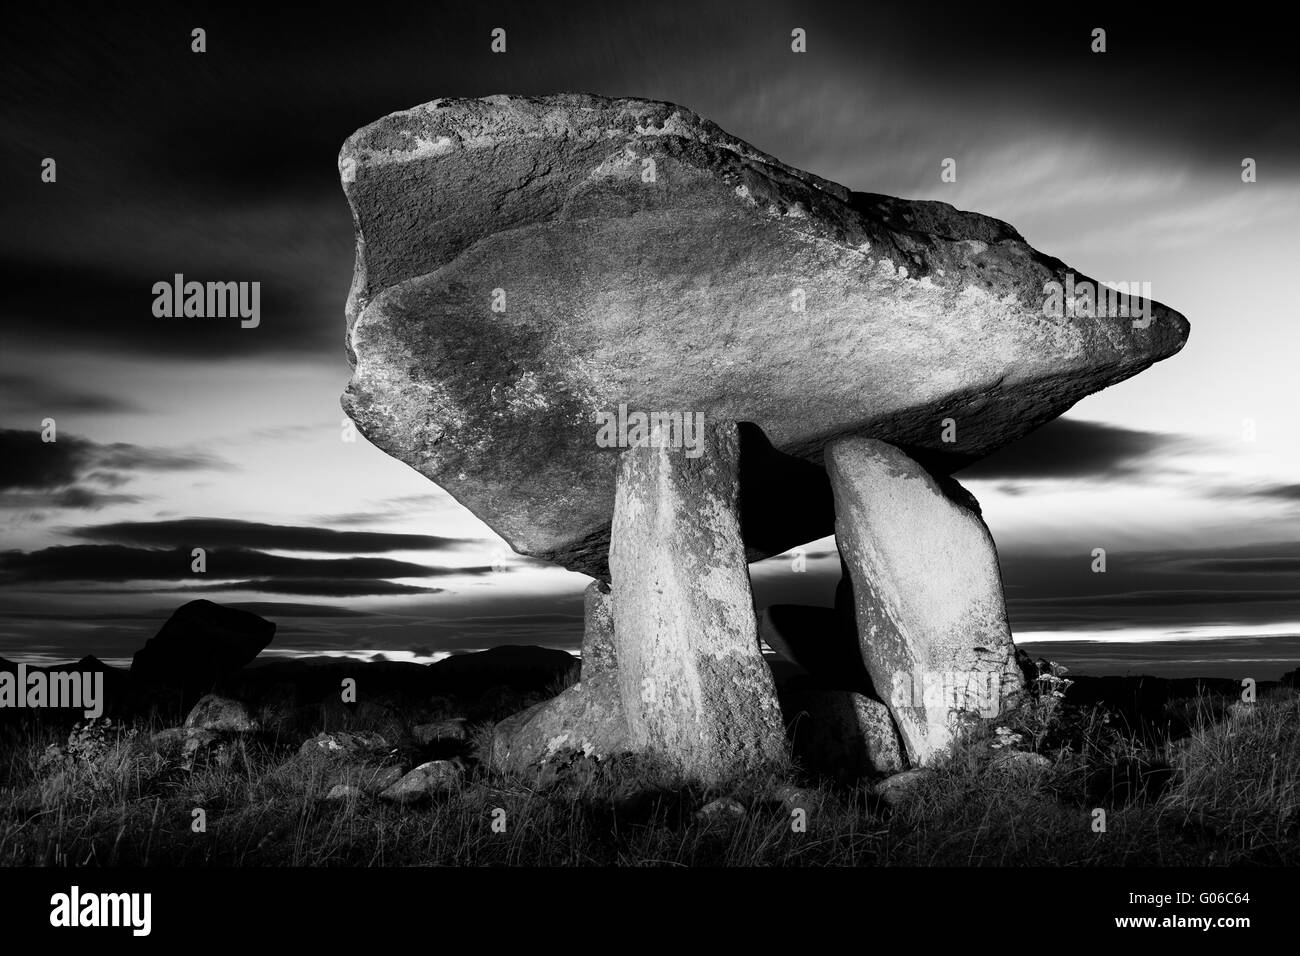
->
[[0, 688, 1295, 866]]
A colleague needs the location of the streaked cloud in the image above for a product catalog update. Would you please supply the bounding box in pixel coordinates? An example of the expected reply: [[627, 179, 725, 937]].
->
[[70, 517, 475, 554]]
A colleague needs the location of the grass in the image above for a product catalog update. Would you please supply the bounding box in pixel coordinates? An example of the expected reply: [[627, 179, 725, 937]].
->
[[0, 684, 1296, 866]]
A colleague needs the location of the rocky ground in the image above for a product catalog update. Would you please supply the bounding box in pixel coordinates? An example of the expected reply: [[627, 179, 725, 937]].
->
[[1, 651, 1296, 866]]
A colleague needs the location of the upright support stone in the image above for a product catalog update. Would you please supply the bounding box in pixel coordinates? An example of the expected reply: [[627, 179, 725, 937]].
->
[[609, 420, 787, 780], [825, 437, 1024, 766], [581, 580, 618, 680]]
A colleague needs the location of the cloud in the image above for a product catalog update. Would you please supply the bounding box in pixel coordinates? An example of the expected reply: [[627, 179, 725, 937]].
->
[[71, 517, 476, 554], [0, 247, 348, 361], [996, 539, 1300, 632], [176, 580, 443, 597], [958, 418, 1179, 481], [0, 373, 140, 416], [182, 601, 371, 618], [1245, 484, 1300, 502], [0, 544, 490, 585], [47, 488, 143, 510], [0, 430, 232, 508]]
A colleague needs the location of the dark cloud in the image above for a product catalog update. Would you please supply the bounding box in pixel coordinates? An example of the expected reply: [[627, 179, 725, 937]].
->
[[0, 374, 140, 415], [995, 540, 1300, 632], [2, 3, 1293, 375], [93, 444, 232, 473], [0, 2, 1293, 665], [1013, 589, 1300, 608], [1247, 484, 1300, 502], [72, 517, 475, 553], [0, 544, 479, 585], [0, 429, 231, 495], [958, 418, 1176, 480], [48, 488, 143, 509], [177, 580, 443, 597], [0, 255, 348, 361], [220, 602, 371, 618], [1183, 557, 1300, 574], [0, 430, 91, 489]]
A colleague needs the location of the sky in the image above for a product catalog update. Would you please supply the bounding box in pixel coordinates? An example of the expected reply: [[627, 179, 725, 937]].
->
[[1, 2, 1297, 676]]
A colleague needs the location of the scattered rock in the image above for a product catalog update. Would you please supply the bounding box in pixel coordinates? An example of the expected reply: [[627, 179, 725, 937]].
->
[[361, 764, 405, 795], [772, 785, 815, 815], [183, 694, 255, 734], [873, 768, 936, 808], [491, 682, 629, 771], [179, 729, 238, 771], [412, 718, 468, 746], [299, 730, 390, 759], [326, 784, 363, 801], [992, 750, 1052, 779], [379, 759, 463, 804], [694, 796, 747, 829], [489, 702, 546, 760]]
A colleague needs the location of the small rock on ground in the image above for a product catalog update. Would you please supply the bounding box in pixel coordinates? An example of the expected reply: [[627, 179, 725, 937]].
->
[[694, 796, 747, 828], [378, 759, 463, 804], [873, 768, 935, 808]]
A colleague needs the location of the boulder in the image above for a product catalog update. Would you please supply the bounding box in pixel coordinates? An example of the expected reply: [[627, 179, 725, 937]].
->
[[827, 438, 1025, 766], [339, 93, 1188, 579], [491, 682, 629, 771], [299, 730, 390, 759], [609, 421, 787, 780], [991, 750, 1052, 780], [771, 785, 815, 816], [784, 689, 906, 780], [180, 730, 229, 771], [694, 796, 747, 829], [412, 718, 468, 746], [873, 768, 936, 808], [359, 764, 405, 795], [489, 581, 631, 770], [183, 694, 255, 734], [130, 600, 274, 694], [378, 759, 462, 803]]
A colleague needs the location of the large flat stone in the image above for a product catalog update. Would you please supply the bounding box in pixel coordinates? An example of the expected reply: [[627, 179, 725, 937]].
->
[[339, 94, 1188, 577]]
